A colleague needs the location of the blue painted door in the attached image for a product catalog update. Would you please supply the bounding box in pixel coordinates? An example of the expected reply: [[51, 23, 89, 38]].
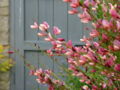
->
[[10, 0, 86, 90]]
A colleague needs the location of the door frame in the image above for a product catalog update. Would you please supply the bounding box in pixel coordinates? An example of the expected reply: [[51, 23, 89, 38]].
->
[[10, 0, 25, 90]]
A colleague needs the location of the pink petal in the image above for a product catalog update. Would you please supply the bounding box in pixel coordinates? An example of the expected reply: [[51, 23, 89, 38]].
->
[[53, 26, 61, 35], [30, 22, 38, 29]]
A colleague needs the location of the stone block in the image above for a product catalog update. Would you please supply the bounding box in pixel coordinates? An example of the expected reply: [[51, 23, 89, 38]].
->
[[0, 0, 10, 90], [0, 16, 9, 44], [0, 7, 9, 16], [0, 16, 9, 30], [0, 72, 10, 90], [0, 0, 9, 7]]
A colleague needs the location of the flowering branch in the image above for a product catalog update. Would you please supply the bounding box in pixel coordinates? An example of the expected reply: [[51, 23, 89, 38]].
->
[[29, 0, 120, 89]]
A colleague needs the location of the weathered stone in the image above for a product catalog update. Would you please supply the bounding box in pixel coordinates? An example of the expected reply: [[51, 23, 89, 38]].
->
[[0, 7, 9, 16], [0, 16, 9, 44], [0, 0, 10, 90], [0, 72, 10, 90], [0, 72, 9, 81], [0, 16, 9, 30], [0, 0, 9, 7]]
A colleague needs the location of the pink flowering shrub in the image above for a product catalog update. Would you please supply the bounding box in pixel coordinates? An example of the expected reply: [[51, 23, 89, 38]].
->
[[30, 0, 120, 89]]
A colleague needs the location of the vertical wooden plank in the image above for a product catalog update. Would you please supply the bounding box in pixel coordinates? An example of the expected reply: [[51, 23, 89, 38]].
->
[[68, 9, 84, 46], [83, 23, 91, 38], [24, 51, 39, 90], [38, 0, 54, 89], [14, 0, 25, 90], [24, 0, 40, 90], [24, 0, 38, 41], [53, 0, 68, 80], [38, 0, 53, 26], [38, 53, 53, 90], [37, 0, 54, 49], [54, 0, 68, 40], [9, 0, 15, 90]]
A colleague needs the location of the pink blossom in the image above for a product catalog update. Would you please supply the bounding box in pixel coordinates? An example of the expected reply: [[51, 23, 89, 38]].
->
[[7, 51, 14, 54], [114, 64, 120, 72], [87, 51, 98, 62], [92, 85, 98, 90], [80, 36, 88, 42], [105, 59, 114, 67], [113, 40, 120, 50], [80, 79, 85, 82], [83, 0, 90, 7], [68, 65, 76, 71], [78, 60, 86, 65], [116, 21, 120, 30], [90, 29, 99, 37], [68, 9, 78, 15], [93, 42, 100, 48], [48, 85, 54, 90], [30, 22, 39, 29], [101, 55, 107, 60], [98, 48, 108, 56], [44, 38, 52, 42], [39, 21, 50, 31], [80, 55, 87, 61], [38, 32, 47, 37], [74, 47, 82, 53], [65, 49, 73, 56], [102, 3, 107, 12], [102, 20, 110, 29], [82, 85, 89, 90], [66, 40, 73, 48], [53, 26, 61, 35], [108, 45, 114, 51], [44, 33, 54, 41], [109, 4, 120, 19], [57, 38, 65, 41], [102, 34, 109, 41], [29, 70, 35, 75], [91, 69, 96, 73], [92, 22, 101, 28], [53, 80, 64, 85], [85, 80, 91, 84], [86, 41, 91, 47], [89, 62, 95, 66], [63, 0, 71, 2], [47, 49, 53, 56], [51, 41, 57, 46], [45, 70, 52, 75], [78, 9, 91, 23], [30, 2, 120, 88], [70, 0, 79, 8]]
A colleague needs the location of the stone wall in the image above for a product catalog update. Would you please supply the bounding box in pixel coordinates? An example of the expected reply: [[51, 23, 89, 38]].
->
[[0, 0, 10, 90], [0, 0, 9, 44]]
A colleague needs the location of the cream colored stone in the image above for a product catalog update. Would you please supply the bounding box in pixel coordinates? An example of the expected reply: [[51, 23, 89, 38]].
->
[[0, 16, 9, 31], [0, 0, 10, 90], [0, 16, 9, 44], [0, 7, 9, 16], [0, 0, 9, 7], [0, 72, 10, 90]]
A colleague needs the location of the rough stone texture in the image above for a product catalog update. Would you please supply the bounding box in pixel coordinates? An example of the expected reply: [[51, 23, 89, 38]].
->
[[0, 72, 10, 90], [0, 0, 10, 90], [0, 7, 9, 16], [0, 0, 9, 7], [0, 16, 9, 44]]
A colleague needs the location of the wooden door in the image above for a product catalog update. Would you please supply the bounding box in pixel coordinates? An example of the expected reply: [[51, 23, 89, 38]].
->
[[10, 0, 86, 90]]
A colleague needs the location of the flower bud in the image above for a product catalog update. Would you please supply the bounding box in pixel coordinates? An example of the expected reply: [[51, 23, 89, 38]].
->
[[39, 21, 49, 31], [114, 64, 120, 72], [30, 22, 38, 29], [53, 26, 61, 35]]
